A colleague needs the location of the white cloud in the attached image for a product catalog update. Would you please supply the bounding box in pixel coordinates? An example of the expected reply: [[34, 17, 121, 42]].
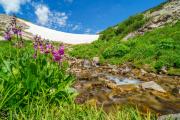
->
[[49, 12, 68, 27], [35, 5, 50, 25], [85, 28, 91, 34], [35, 4, 69, 28], [0, 0, 30, 14], [72, 25, 80, 31]]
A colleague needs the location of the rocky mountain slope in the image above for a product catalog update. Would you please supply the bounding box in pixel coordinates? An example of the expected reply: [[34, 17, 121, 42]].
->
[[124, 0, 180, 40], [98, 0, 180, 41]]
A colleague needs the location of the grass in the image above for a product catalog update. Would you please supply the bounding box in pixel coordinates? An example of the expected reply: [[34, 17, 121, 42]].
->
[[99, 13, 147, 41], [0, 40, 157, 119], [0, 40, 74, 119], [69, 21, 180, 75]]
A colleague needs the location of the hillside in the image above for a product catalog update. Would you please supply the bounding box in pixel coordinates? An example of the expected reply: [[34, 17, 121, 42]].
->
[[69, 0, 180, 75], [100, 0, 180, 41]]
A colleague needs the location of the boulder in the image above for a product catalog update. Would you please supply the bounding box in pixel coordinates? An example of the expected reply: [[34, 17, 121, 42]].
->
[[161, 66, 168, 74], [123, 32, 136, 40], [141, 81, 166, 93], [158, 113, 180, 120], [92, 57, 100, 66], [140, 69, 147, 76], [83, 59, 91, 68], [119, 66, 131, 74]]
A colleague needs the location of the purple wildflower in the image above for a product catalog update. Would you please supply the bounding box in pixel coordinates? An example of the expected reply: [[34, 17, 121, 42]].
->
[[44, 43, 52, 54], [33, 42, 38, 50], [39, 44, 44, 54], [12, 27, 18, 34], [53, 53, 62, 61], [58, 45, 64, 55], [18, 29, 22, 36], [33, 52, 37, 59], [52, 50, 60, 61], [4, 32, 11, 41], [52, 45, 65, 62], [46, 43, 52, 49]]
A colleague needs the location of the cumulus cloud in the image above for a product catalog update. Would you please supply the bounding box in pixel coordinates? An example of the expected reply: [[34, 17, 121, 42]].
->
[[49, 12, 68, 27], [35, 5, 50, 25], [0, 0, 30, 14], [35, 4, 69, 28]]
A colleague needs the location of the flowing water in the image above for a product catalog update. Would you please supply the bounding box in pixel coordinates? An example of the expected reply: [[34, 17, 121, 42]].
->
[[106, 75, 141, 85]]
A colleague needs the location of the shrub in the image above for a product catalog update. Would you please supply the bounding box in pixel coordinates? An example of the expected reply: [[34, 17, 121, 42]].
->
[[100, 14, 146, 41], [156, 38, 175, 50], [103, 44, 130, 58], [154, 60, 164, 71], [100, 27, 116, 41], [115, 14, 146, 36]]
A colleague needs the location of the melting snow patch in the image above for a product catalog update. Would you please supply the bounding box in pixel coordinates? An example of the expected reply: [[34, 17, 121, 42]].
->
[[19, 19, 99, 44]]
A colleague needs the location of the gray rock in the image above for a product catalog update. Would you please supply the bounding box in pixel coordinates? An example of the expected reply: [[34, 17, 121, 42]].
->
[[172, 87, 180, 96], [92, 57, 100, 66], [161, 66, 168, 74], [158, 113, 180, 120], [123, 32, 136, 40], [83, 60, 91, 68], [119, 66, 131, 74], [140, 69, 147, 76], [108, 64, 118, 69], [141, 81, 166, 93]]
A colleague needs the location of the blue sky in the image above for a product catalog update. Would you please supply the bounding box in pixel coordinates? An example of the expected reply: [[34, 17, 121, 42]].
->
[[0, 0, 166, 34]]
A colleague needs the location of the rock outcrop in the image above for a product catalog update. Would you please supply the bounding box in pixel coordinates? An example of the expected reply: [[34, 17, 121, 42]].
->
[[124, 0, 180, 40]]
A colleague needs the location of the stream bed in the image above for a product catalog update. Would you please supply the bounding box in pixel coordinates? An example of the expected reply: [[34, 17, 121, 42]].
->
[[69, 58, 180, 114]]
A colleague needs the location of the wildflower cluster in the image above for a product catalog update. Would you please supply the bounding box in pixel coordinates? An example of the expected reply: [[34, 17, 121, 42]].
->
[[3, 15, 23, 46], [3, 15, 65, 64], [33, 35, 65, 63]]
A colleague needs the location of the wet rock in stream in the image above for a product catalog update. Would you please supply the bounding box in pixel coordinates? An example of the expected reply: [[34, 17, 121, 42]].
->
[[172, 87, 180, 97], [141, 81, 166, 93]]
